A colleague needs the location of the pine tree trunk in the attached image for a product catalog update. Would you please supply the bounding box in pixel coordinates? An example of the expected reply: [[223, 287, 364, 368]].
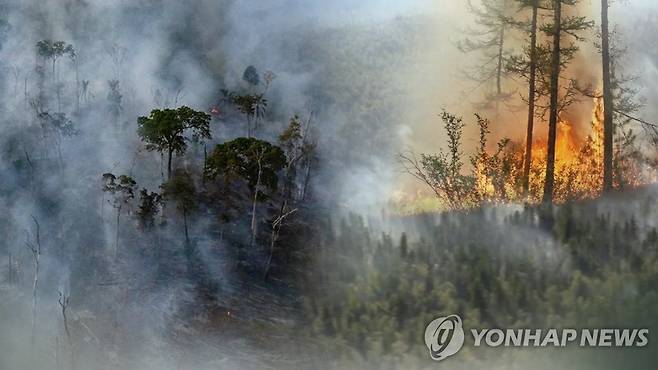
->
[[496, 25, 505, 96], [543, 0, 562, 204], [601, 0, 614, 192], [183, 208, 193, 279], [523, 0, 539, 195]]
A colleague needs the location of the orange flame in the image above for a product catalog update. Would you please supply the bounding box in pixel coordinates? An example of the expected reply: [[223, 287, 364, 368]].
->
[[391, 96, 656, 213]]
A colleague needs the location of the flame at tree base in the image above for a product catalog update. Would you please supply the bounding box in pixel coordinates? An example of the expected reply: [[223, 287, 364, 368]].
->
[[523, 97, 656, 203], [392, 98, 657, 214]]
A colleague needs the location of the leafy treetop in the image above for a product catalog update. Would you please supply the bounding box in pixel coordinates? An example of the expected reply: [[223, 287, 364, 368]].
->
[[137, 106, 211, 178], [36, 40, 75, 60], [205, 137, 286, 192], [137, 106, 211, 154]]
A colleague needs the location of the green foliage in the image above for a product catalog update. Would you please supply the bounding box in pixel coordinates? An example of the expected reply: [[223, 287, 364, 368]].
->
[[279, 115, 304, 156], [399, 111, 475, 209], [36, 40, 75, 60], [457, 0, 517, 107], [136, 188, 162, 231], [162, 169, 197, 214], [540, 15, 594, 41], [243, 65, 260, 86], [400, 111, 512, 208], [230, 93, 267, 117], [102, 173, 137, 209], [137, 106, 211, 156], [205, 137, 286, 193], [278, 115, 317, 201], [37, 112, 77, 137], [221, 89, 269, 136], [308, 199, 658, 368], [472, 114, 515, 200], [507, 2, 593, 118]]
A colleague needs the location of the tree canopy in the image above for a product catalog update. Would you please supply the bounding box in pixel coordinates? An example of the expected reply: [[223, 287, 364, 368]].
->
[[205, 137, 286, 192], [36, 40, 75, 60], [137, 106, 211, 178]]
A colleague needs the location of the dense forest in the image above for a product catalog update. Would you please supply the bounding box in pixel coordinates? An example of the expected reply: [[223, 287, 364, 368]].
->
[[308, 191, 658, 369], [0, 1, 657, 369]]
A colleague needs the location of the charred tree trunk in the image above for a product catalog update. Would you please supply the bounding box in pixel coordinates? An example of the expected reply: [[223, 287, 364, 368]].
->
[[543, 0, 562, 204], [601, 0, 614, 192], [183, 208, 190, 248], [264, 203, 285, 282], [523, 0, 539, 195], [247, 114, 252, 138], [301, 158, 312, 201], [167, 147, 173, 180], [183, 208, 194, 280], [264, 204, 297, 281], [203, 144, 207, 169]]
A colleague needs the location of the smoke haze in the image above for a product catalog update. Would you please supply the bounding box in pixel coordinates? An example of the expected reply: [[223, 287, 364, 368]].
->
[[1, 1, 658, 369]]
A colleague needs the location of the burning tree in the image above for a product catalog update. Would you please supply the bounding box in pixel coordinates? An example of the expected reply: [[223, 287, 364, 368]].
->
[[589, 3, 658, 190], [508, 0, 543, 195], [601, 0, 614, 192], [541, 0, 592, 203], [398, 102, 655, 209]]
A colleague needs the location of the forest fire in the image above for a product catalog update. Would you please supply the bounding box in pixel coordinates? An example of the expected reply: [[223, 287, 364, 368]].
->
[[209, 105, 222, 118], [488, 96, 655, 204], [483, 97, 620, 204], [525, 116, 600, 202], [531, 120, 581, 174], [395, 98, 657, 214], [4, 1, 658, 369]]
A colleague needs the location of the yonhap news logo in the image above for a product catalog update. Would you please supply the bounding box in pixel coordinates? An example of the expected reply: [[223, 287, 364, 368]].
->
[[424, 315, 465, 361], [424, 314, 649, 362]]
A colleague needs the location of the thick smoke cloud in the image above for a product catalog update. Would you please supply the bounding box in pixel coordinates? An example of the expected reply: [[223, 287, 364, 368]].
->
[[0, 1, 436, 369], [0, 1, 656, 369]]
